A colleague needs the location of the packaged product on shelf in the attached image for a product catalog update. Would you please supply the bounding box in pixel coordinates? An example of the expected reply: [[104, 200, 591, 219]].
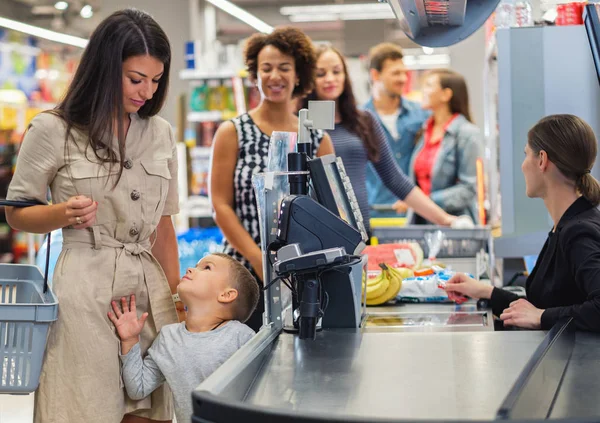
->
[[223, 79, 236, 113], [198, 121, 217, 147], [189, 146, 211, 196], [190, 83, 209, 112], [208, 80, 226, 111]]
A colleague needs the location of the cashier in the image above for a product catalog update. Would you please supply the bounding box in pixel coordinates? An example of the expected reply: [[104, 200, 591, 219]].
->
[[445, 114, 600, 332]]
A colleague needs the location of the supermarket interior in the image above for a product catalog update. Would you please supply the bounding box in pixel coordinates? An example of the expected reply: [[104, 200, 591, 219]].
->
[[1, 1, 600, 423]]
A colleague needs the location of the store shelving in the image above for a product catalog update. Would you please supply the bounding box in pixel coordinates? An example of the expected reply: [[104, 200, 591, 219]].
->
[[187, 110, 226, 123], [179, 68, 240, 80]]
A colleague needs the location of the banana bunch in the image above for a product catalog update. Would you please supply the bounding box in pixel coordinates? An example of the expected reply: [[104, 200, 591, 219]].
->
[[364, 264, 413, 306]]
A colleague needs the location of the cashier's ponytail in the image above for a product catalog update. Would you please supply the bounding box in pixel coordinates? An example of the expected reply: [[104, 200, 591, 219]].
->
[[528, 114, 600, 206]]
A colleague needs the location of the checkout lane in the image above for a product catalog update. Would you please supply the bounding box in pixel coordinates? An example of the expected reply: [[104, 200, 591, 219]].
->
[[191, 145, 599, 422], [244, 327, 544, 420], [193, 2, 600, 411]]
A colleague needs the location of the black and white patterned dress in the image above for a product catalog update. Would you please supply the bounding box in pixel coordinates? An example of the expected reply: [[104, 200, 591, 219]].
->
[[223, 113, 324, 274]]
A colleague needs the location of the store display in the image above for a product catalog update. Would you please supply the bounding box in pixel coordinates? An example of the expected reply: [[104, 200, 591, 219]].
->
[[190, 83, 209, 111], [189, 146, 211, 196], [557, 2, 586, 26]]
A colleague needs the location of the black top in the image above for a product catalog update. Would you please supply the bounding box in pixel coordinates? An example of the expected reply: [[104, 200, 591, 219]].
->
[[491, 196, 600, 332]]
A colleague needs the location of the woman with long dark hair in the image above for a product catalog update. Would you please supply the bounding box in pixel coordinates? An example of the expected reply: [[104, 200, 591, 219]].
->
[[402, 69, 483, 224], [6, 9, 180, 423], [445, 115, 600, 332], [304, 45, 457, 234]]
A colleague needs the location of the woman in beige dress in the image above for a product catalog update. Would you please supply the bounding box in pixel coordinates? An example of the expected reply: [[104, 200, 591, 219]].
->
[[6, 9, 181, 423]]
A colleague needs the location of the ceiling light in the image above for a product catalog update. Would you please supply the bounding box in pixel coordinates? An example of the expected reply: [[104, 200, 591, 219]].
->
[[288, 11, 395, 22], [80, 5, 93, 18], [0, 15, 88, 48], [54, 1, 69, 11], [281, 3, 392, 16], [205, 0, 273, 33]]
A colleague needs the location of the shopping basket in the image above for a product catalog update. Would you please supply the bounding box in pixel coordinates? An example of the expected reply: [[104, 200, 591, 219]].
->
[[0, 199, 58, 394]]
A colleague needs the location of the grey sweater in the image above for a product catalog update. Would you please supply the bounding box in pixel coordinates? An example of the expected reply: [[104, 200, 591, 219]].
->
[[329, 110, 415, 231], [120, 321, 255, 423]]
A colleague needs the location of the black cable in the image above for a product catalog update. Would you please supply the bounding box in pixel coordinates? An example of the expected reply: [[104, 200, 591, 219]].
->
[[262, 275, 286, 291]]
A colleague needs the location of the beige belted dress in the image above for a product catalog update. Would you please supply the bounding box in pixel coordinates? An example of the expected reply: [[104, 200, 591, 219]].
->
[[7, 112, 179, 423]]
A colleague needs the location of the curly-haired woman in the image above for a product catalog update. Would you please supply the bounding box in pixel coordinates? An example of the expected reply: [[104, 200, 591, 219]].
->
[[209, 27, 334, 331]]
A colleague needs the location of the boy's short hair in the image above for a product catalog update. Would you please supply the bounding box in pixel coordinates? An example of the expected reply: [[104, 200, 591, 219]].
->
[[368, 42, 404, 72], [212, 253, 260, 323]]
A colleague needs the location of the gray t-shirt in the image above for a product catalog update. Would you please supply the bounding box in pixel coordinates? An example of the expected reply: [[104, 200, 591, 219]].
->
[[120, 320, 255, 423]]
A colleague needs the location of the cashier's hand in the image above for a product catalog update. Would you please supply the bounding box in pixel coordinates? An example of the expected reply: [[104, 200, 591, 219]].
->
[[500, 299, 543, 330], [392, 200, 409, 214], [444, 273, 493, 300]]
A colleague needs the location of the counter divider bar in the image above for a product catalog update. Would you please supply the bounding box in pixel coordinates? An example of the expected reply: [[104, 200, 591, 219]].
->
[[193, 325, 280, 399], [496, 317, 576, 420]]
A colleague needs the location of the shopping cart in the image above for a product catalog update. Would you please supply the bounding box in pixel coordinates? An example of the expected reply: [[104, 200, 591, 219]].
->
[[0, 199, 58, 394]]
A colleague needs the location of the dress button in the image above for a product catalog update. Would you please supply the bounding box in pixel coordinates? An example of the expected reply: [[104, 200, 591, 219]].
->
[[124, 159, 133, 169], [396, 153, 402, 159], [129, 227, 139, 237], [131, 190, 141, 201]]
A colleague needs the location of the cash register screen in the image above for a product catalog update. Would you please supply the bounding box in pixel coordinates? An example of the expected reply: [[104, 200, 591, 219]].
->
[[309, 154, 359, 229]]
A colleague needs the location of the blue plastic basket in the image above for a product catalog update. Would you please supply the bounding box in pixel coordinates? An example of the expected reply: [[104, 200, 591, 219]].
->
[[0, 200, 58, 394]]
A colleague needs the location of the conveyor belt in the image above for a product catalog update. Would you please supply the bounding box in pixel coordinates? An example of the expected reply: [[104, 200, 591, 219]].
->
[[243, 331, 544, 421]]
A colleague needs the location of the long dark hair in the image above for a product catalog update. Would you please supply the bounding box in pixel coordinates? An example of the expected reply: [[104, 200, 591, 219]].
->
[[429, 69, 472, 123], [54, 8, 171, 183], [303, 45, 380, 162], [528, 114, 600, 206]]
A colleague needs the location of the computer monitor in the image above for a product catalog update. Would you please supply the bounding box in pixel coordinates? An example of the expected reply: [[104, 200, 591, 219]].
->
[[584, 4, 600, 86], [308, 154, 368, 241]]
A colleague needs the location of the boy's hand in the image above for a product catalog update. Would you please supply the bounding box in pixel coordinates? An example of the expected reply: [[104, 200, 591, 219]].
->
[[108, 295, 148, 354]]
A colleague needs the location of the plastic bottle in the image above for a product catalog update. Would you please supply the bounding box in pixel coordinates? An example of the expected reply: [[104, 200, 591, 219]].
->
[[189, 84, 209, 111], [514, 1, 533, 27], [495, 0, 514, 29]]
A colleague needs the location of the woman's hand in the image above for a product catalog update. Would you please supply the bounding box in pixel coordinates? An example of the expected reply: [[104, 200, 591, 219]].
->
[[444, 273, 493, 300], [64, 195, 97, 229], [500, 299, 544, 329], [392, 200, 408, 214], [108, 295, 148, 354]]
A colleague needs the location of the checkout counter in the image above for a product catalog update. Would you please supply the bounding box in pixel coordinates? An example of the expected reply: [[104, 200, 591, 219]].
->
[[190, 119, 600, 422], [190, 2, 600, 419]]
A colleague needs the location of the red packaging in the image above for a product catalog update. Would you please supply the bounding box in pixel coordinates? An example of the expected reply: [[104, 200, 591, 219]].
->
[[556, 4, 565, 26], [557, 2, 584, 26]]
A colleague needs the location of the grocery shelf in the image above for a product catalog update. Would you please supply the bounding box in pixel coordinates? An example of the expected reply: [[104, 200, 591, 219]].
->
[[179, 69, 238, 80], [181, 195, 213, 219], [187, 111, 224, 122]]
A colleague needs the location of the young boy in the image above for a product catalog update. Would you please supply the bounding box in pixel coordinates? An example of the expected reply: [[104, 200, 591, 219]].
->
[[108, 253, 260, 423]]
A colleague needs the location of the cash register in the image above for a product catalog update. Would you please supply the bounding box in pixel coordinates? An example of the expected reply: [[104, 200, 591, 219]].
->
[[263, 102, 368, 340]]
